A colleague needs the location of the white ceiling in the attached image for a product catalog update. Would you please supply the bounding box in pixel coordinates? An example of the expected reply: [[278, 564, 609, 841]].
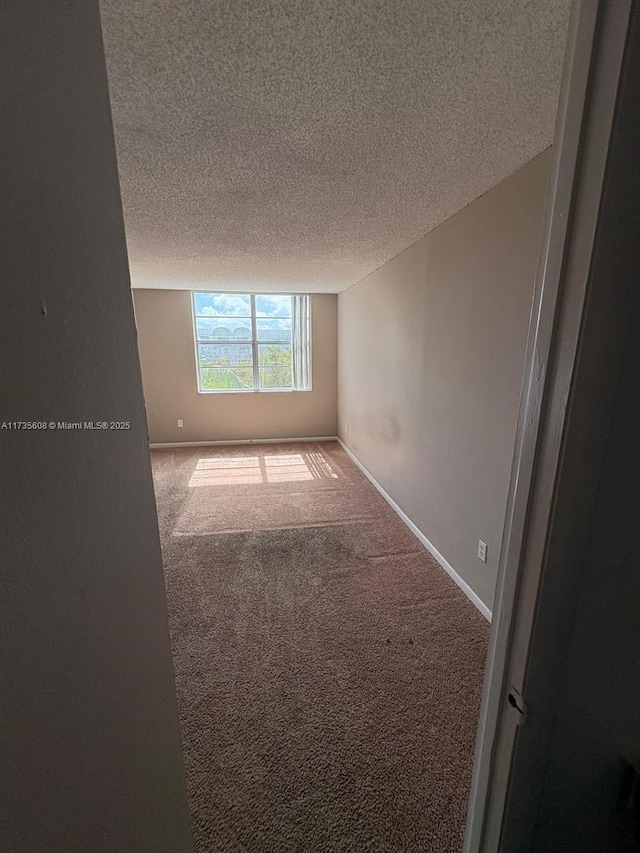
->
[[100, 0, 571, 293]]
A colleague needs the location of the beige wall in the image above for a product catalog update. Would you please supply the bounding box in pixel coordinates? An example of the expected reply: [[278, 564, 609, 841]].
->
[[133, 290, 337, 443], [338, 150, 551, 611]]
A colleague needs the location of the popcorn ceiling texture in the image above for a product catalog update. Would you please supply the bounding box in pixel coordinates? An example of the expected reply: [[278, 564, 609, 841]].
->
[[100, 0, 571, 292]]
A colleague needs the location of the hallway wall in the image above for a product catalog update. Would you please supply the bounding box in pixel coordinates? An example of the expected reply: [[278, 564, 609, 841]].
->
[[1, 3, 192, 850]]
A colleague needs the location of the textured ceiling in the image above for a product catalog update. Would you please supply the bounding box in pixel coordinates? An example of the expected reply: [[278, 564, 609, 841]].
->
[[100, 0, 571, 293]]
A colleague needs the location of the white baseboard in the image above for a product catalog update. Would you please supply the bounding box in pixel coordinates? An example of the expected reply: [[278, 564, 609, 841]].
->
[[149, 435, 339, 449], [337, 438, 492, 622]]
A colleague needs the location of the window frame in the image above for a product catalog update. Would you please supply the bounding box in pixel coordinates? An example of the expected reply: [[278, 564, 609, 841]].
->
[[191, 291, 311, 395]]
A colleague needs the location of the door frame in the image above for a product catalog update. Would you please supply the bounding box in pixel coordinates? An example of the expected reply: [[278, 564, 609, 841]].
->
[[463, 1, 636, 848]]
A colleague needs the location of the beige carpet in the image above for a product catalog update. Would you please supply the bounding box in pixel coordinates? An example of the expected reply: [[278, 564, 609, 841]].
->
[[151, 440, 489, 852]]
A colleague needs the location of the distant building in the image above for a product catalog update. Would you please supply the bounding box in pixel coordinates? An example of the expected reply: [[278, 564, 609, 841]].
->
[[199, 323, 289, 364]]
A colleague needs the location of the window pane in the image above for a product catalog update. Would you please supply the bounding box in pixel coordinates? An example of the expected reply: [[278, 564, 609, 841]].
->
[[198, 343, 253, 390], [196, 316, 251, 341], [258, 344, 292, 390], [256, 318, 292, 343], [194, 292, 251, 317], [200, 367, 253, 391], [255, 295, 292, 318]]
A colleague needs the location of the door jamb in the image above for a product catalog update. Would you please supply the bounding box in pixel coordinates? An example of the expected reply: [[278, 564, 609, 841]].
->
[[463, 1, 634, 848]]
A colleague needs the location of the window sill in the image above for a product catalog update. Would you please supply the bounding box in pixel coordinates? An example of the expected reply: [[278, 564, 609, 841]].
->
[[197, 388, 312, 395]]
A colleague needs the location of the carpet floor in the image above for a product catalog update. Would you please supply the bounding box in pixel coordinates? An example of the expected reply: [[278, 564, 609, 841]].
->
[[151, 440, 489, 852]]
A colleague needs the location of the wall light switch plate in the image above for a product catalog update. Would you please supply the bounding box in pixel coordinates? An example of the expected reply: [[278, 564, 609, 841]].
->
[[177, 419, 184, 428], [478, 539, 488, 562]]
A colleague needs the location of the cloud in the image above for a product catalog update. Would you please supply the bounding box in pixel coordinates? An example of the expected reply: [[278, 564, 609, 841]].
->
[[195, 293, 292, 318], [197, 293, 251, 316], [255, 295, 292, 317]]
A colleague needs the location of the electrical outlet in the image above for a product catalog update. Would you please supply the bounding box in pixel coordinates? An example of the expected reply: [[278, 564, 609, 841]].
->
[[478, 539, 488, 562], [177, 419, 184, 428]]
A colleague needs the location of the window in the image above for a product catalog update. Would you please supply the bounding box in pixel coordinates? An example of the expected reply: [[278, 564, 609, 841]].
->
[[192, 293, 311, 393]]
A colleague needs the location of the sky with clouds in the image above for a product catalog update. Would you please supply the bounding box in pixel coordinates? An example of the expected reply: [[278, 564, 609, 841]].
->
[[194, 293, 294, 334], [195, 293, 291, 318]]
